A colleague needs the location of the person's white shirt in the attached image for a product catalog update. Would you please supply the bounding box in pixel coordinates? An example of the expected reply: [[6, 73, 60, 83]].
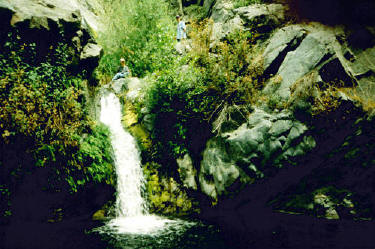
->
[[177, 20, 187, 40]]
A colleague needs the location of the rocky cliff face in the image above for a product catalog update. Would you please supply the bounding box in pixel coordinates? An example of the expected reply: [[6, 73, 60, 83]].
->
[[187, 1, 375, 247], [186, 0, 375, 221], [0, 0, 102, 83]]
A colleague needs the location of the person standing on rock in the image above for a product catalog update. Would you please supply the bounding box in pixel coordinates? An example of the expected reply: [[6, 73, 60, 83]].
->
[[112, 58, 131, 81], [176, 15, 187, 42]]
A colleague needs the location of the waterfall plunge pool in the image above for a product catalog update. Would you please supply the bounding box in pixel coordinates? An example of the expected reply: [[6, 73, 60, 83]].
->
[[91, 216, 228, 249]]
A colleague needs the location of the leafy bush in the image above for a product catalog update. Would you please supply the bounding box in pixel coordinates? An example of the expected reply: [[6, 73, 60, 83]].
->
[[96, 0, 175, 78], [0, 30, 114, 219], [189, 20, 264, 109], [144, 64, 210, 166], [140, 20, 264, 171], [67, 124, 114, 192]]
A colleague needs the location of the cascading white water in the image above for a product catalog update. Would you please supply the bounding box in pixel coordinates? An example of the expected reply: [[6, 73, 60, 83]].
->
[[99, 91, 183, 235], [100, 92, 147, 217]]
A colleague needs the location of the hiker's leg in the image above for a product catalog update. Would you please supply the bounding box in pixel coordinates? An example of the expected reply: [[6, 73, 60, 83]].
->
[[112, 73, 124, 81]]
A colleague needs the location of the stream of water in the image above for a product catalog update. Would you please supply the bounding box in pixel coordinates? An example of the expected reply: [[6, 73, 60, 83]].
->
[[93, 90, 227, 249]]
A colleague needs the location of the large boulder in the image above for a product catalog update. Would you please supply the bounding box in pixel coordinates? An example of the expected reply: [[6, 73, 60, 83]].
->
[[80, 42, 103, 74], [263, 25, 307, 76], [273, 31, 335, 98], [199, 138, 241, 199], [262, 24, 362, 99], [203, 0, 217, 15], [126, 77, 146, 103], [199, 108, 316, 199], [210, 3, 286, 42], [2, 0, 101, 32], [211, 0, 234, 23], [211, 15, 243, 42], [234, 4, 285, 33], [177, 154, 197, 190]]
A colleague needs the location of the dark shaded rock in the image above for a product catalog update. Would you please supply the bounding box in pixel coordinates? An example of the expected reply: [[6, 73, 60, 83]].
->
[[1, 0, 102, 77], [288, 0, 375, 26], [0, 3, 14, 46], [80, 42, 103, 80], [199, 103, 375, 249], [347, 26, 375, 50], [319, 57, 355, 87]]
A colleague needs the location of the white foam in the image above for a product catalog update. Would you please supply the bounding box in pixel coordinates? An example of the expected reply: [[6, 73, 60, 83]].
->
[[106, 215, 180, 235], [100, 92, 146, 217]]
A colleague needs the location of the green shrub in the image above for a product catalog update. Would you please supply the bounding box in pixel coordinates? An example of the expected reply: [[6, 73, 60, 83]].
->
[[96, 0, 175, 78], [144, 64, 210, 166], [189, 21, 264, 108], [140, 21, 265, 172], [0, 30, 114, 218], [67, 124, 114, 192]]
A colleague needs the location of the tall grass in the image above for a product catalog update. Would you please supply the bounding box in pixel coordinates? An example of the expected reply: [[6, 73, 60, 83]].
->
[[96, 0, 176, 79]]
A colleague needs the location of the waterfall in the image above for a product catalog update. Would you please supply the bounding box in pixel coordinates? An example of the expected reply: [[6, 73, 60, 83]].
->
[[98, 90, 180, 235], [100, 92, 147, 217]]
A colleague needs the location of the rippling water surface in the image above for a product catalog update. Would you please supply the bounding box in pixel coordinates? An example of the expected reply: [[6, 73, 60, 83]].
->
[[92, 217, 228, 249]]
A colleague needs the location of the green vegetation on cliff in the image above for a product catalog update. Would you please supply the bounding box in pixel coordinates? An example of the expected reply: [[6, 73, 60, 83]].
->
[[96, 0, 175, 79], [0, 30, 114, 219]]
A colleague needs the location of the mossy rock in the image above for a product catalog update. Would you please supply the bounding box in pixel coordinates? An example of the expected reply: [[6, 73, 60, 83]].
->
[[92, 209, 106, 221], [128, 124, 152, 150], [122, 102, 138, 128]]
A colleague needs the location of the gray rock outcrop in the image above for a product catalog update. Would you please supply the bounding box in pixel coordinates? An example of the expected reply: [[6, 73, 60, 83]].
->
[[234, 3, 285, 33], [210, 2, 286, 42], [262, 23, 375, 101], [1, 0, 101, 32], [199, 108, 316, 199], [198, 0, 375, 202], [177, 154, 197, 190], [263, 25, 307, 76], [126, 77, 146, 103], [272, 31, 335, 98]]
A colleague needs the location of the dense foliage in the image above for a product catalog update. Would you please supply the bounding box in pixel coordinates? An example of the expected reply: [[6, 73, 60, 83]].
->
[[0, 30, 114, 219], [96, 0, 175, 79], [140, 21, 264, 170]]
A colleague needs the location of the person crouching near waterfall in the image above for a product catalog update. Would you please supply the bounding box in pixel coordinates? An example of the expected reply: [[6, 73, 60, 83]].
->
[[112, 57, 131, 81]]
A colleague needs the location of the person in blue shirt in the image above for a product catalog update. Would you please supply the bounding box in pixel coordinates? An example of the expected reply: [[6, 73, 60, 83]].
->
[[176, 15, 187, 42], [112, 58, 130, 81]]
